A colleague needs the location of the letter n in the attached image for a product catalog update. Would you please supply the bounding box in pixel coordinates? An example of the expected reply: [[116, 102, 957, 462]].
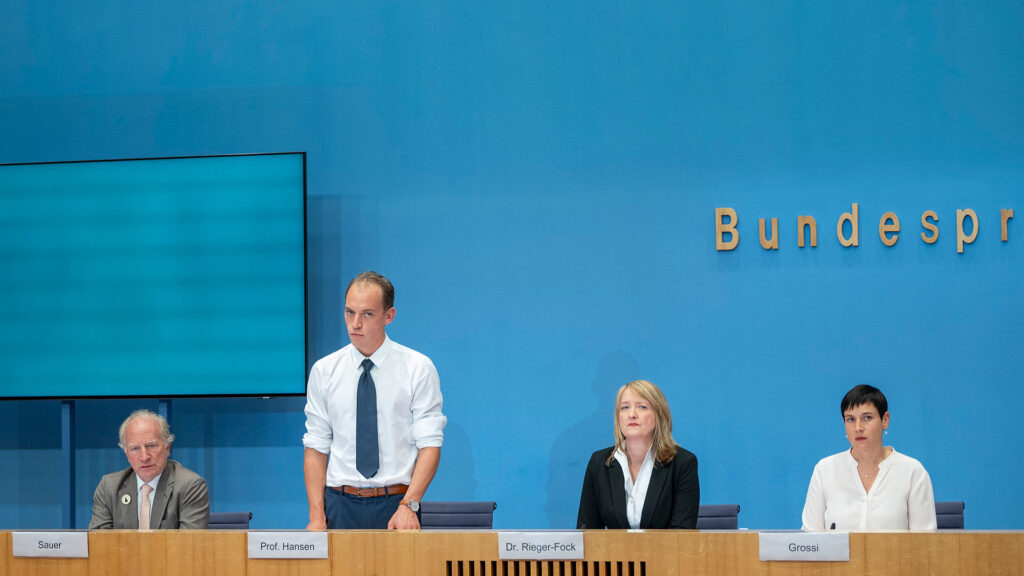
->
[[797, 215, 817, 248]]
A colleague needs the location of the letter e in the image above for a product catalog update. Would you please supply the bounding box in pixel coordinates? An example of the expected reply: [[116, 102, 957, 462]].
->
[[878, 211, 900, 247]]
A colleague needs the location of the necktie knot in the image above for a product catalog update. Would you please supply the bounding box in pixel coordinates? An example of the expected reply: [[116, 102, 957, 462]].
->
[[361, 358, 374, 372]]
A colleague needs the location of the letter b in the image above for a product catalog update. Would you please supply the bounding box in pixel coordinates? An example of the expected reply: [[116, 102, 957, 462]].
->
[[716, 208, 739, 251]]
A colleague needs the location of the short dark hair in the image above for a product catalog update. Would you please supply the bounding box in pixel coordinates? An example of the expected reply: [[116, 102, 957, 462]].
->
[[841, 384, 888, 418], [346, 271, 395, 310]]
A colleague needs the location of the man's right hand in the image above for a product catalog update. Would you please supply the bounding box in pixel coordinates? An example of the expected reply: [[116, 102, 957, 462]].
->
[[306, 515, 328, 531]]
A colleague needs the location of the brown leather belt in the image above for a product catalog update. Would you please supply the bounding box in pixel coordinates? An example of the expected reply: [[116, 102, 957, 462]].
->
[[330, 484, 409, 498]]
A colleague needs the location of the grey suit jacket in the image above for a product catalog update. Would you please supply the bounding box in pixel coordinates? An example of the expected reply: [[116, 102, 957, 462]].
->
[[89, 460, 210, 529]]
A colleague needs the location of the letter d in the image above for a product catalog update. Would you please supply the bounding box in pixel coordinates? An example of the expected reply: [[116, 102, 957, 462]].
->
[[837, 203, 859, 247]]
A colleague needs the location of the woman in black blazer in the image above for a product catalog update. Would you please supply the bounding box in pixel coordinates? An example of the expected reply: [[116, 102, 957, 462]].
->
[[577, 380, 700, 529]]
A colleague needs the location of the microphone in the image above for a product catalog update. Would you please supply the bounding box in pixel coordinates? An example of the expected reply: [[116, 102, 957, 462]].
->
[[830, 522, 836, 530]]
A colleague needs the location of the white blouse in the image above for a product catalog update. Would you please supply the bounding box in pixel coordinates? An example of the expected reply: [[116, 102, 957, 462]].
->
[[802, 447, 936, 531], [613, 447, 655, 529]]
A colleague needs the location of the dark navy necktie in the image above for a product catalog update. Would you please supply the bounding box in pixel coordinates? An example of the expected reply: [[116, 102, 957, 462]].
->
[[356, 358, 379, 478]]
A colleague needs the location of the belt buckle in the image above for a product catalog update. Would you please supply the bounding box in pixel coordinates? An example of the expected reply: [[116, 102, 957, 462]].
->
[[358, 487, 378, 497]]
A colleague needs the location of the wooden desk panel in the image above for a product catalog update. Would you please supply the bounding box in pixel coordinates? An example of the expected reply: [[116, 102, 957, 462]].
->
[[2, 530, 1022, 576], [1, 531, 88, 576]]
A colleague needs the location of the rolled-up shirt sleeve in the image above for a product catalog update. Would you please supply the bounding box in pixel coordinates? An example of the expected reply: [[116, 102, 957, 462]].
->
[[302, 364, 333, 453], [409, 359, 445, 449]]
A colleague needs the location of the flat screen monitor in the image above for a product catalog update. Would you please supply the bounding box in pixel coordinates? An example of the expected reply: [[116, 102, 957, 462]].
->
[[0, 153, 306, 398]]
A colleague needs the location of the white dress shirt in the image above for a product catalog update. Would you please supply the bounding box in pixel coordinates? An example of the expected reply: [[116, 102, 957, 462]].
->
[[801, 447, 936, 531], [303, 336, 446, 488], [613, 446, 655, 529]]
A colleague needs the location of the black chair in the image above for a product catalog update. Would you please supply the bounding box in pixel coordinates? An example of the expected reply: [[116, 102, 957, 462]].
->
[[936, 501, 965, 530], [696, 504, 740, 529], [420, 501, 496, 529], [209, 511, 253, 530]]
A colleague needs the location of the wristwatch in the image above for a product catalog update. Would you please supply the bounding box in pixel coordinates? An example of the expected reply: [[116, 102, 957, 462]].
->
[[400, 499, 420, 512]]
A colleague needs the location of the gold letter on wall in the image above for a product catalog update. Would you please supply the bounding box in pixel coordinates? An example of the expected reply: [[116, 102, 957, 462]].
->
[[716, 208, 739, 251], [1002, 209, 1014, 242], [837, 203, 859, 247], [878, 211, 900, 247], [797, 215, 817, 248], [921, 211, 939, 244], [956, 208, 978, 254], [759, 218, 778, 250]]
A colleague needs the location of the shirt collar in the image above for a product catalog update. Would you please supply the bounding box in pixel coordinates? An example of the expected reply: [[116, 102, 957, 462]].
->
[[613, 444, 655, 468], [349, 335, 393, 368], [844, 446, 897, 468], [136, 473, 161, 492]]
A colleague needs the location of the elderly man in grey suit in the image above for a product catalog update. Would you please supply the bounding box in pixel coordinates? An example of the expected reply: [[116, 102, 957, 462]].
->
[[89, 409, 209, 529]]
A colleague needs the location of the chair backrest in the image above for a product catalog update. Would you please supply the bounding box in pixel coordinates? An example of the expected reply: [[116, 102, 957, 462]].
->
[[936, 501, 965, 530], [209, 511, 253, 530], [697, 504, 740, 530], [420, 501, 496, 529]]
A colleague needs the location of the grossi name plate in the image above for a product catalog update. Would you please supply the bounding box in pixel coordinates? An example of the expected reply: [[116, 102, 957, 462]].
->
[[12, 532, 89, 558], [499, 532, 584, 560], [247, 532, 328, 559], [758, 531, 850, 562]]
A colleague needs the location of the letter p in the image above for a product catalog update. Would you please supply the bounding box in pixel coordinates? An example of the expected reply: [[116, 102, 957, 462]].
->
[[956, 209, 978, 254]]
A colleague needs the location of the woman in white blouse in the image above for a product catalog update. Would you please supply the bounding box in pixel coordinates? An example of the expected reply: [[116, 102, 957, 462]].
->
[[802, 385, 936, 531], [577, 380, 700, 529]]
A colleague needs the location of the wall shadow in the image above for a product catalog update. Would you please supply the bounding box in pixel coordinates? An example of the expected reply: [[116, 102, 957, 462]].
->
[[544, 351, 641, 528]]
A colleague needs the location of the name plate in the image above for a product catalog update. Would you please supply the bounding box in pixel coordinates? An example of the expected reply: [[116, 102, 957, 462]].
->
[[12, 532, 89, 558], [247, 532, 328, 559], [499, 532, 584, 560], [758, 531, 849, 562]]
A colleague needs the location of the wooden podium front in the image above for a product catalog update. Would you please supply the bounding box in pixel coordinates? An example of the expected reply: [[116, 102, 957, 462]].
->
[[2, 530, 1022, 576]]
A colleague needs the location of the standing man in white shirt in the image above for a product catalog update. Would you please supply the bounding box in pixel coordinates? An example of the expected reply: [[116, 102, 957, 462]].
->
[[303, 271, 446, 529]]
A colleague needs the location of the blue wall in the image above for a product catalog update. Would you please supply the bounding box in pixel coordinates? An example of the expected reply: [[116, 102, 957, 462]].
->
[[1, 1, 1022, 529]]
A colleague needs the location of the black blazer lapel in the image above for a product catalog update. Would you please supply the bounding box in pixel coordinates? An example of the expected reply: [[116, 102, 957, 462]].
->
[[639, 462, 669, 528], [117, 472, 139, 529], [606, 459, 630, 529]]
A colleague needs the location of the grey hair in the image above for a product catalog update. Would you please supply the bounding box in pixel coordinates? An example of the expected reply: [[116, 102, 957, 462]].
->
[[117, 409, 175, 450]]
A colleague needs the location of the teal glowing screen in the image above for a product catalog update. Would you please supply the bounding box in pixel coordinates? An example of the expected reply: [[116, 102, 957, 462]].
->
[[0, 153, 306, 398]]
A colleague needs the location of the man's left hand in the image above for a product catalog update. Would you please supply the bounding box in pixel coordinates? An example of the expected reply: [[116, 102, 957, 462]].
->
[[387, 502, 421, 530]]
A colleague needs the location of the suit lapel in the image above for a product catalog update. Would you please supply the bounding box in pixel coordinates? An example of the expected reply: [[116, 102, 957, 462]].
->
[[149, 462, 174, 530], [606, 458, 630, 529], [640, 461, 669, 528], [118, 472, 139, 529]]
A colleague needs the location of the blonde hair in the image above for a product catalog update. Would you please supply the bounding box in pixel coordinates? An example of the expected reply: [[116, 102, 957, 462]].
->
[[606, 380, 677, 466]]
